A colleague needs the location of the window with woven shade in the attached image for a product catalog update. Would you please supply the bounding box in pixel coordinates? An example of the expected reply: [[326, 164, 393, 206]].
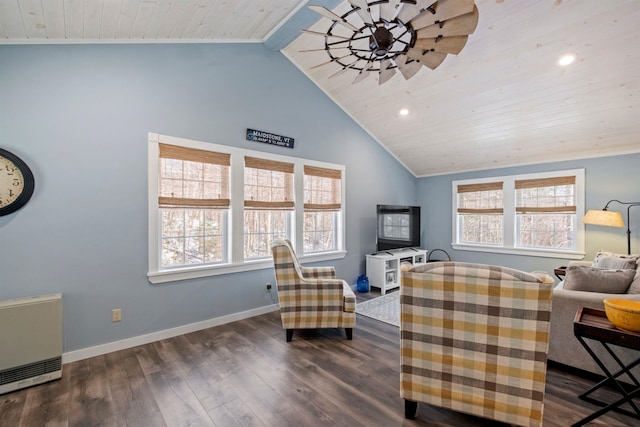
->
[[452, 169, 585, 258], [515, 175, 576, 249], [158, 143, 230, 267], [149, 133, 347, 283], [244, 157, 294, 259], [456, 181, 504, 245], [304, 166, 342, 253]]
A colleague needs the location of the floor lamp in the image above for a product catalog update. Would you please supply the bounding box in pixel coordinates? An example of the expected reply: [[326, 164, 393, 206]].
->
[[582, 200, 640, 255]]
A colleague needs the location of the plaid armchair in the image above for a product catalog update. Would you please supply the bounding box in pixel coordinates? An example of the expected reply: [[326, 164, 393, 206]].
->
[[400, 262, 553, 427], [271, 240, 356, 342]]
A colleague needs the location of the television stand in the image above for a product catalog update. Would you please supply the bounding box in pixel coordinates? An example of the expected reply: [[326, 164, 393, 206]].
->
[[366, 249, 428, 295]]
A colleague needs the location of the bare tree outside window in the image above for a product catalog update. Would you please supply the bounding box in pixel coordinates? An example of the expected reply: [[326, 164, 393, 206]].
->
[[161, 209, 225, 266], [304, 211, 336, 253], [244, 210, 288, 259]]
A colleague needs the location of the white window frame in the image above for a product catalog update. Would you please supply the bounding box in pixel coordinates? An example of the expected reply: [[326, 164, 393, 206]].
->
[[452, 168, 586, 259], [148, 133, 346, 284]]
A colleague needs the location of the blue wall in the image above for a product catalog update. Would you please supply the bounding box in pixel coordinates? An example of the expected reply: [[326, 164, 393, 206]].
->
[[417, 153, 640, 275], [0, 43, 416, 352]]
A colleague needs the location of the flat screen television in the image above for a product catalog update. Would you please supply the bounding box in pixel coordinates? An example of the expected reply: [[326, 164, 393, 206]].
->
[[376, 204, 421, 252]]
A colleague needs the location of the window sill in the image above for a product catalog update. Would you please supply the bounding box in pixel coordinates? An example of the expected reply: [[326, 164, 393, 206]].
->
[[451, 243, 585, 260], [148, 250, 347, 284]]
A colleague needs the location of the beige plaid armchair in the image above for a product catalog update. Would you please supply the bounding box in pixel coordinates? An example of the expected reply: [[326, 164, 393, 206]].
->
[[271, 240, 356, 342], [400, 262, 553, 427]]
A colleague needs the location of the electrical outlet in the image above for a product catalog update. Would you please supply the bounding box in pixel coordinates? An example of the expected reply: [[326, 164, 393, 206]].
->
[[112, 308, 122, 322], [266, 283, 272, 290]]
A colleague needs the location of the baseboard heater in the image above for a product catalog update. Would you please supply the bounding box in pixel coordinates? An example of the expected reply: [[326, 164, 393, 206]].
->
[[0, 293, 62, 395]]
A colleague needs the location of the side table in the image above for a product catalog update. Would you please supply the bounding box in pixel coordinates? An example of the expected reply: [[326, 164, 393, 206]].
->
[[572, 307, 640, 426], [554, 266, 566, 281]]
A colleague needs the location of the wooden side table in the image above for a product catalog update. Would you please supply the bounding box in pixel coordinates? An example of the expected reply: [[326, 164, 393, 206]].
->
[[572, 307, 640, 426], [554, 266, 566, 281]]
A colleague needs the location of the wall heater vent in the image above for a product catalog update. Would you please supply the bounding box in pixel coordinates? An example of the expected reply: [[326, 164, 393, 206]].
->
[[0, 293, 62, 395]]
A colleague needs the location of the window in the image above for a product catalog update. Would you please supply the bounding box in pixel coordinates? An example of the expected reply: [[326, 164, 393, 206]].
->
[[515, 176, 576, 249], [456, 182, 503, 245], [148, 133, 346, 283], [158, 143, 230, 268], [303, 165, 342, 253], [244, 157, 294, 259], [452, 169, 585, 259]]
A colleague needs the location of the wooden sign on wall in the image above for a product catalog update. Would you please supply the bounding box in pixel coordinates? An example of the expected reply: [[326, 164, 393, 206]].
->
[[246, 129, 294, 149]]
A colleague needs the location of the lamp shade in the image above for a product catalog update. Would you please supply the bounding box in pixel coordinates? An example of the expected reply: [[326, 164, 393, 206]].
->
[[582, 209, 625, 228]]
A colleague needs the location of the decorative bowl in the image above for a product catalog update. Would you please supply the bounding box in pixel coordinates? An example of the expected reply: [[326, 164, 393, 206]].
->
[[603, 299, 640, 333]]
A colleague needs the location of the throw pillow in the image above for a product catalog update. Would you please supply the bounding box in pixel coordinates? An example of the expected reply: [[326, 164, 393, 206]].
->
[[627, 269, 640, 294], [563, 266, 636, 294], [592, 251, 639, 270]]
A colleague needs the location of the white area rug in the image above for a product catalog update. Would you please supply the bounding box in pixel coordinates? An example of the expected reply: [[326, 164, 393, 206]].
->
[[356, 292, 399, 327]]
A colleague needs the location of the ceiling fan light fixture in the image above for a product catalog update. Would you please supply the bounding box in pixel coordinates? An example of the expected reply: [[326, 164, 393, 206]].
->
[[370, 27, 394, 56]]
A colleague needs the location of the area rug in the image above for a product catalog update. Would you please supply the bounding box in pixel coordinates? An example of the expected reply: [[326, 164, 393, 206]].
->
[[356, 292, 400, 327]]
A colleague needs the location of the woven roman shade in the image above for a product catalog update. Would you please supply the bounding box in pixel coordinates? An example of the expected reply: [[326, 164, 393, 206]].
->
[[457, 182, 503, 214], [244, 156, 294, 210], [515, 176, 576, 214], [304, 165, 342, 211], [158, 143, 230, 208]]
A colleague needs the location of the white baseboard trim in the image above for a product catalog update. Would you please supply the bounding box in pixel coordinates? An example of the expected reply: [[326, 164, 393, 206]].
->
[[62, 304, 280, 364]]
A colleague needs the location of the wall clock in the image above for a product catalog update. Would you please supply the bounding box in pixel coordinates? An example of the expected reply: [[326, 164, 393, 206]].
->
[[0, 148, 35, 216]]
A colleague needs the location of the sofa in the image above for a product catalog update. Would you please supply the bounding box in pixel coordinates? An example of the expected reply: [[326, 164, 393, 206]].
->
[[549, 251, 640, 378]]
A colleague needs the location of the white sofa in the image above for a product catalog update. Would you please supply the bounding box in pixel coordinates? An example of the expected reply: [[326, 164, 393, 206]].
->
[[549, 252, 640, 378]]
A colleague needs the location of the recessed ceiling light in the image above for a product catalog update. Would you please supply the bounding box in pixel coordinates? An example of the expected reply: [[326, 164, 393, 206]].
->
[[399, 108, 410, 116], [558, 54, 576, 66]]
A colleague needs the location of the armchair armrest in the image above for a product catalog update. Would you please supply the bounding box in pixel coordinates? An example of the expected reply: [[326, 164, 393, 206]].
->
[[278, 278, 345, 310], [300, 266, 336, 279]]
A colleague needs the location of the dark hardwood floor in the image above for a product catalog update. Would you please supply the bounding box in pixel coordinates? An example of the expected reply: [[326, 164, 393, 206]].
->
[[1, 291, 637, 426]]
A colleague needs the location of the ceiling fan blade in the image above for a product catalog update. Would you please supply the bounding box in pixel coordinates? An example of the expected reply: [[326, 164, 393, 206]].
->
[[410, 0, 475, 30], [309, 5, 360, 32], [380, 0, 401, 22], [301, 29, 351, 40], [310, 54, 352, 69], [299, 47, 350, 53], [406, 48, 448, 69], [394, 55, 423, 80], [379, 59, 396, 85], [353, 62, 374, 84], [396, 0, 436, 24], [348, 0, 375, 26], [415, 5, 479, 37], [329, 58, 360, 78], [414, 35, 468, 54]]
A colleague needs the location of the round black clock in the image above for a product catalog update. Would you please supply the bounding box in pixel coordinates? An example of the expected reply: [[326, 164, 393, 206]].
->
[[0, 148, 35, 216]]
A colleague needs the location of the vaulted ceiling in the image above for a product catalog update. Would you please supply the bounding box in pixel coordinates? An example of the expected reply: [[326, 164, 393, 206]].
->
[[1, 0, 639, 177]]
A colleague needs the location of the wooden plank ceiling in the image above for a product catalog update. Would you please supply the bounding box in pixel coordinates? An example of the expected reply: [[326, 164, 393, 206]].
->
[[1, 0, 639, 177]]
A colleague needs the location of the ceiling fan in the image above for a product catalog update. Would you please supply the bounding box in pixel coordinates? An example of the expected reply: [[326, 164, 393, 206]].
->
[[303, 0, 479, 85]]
